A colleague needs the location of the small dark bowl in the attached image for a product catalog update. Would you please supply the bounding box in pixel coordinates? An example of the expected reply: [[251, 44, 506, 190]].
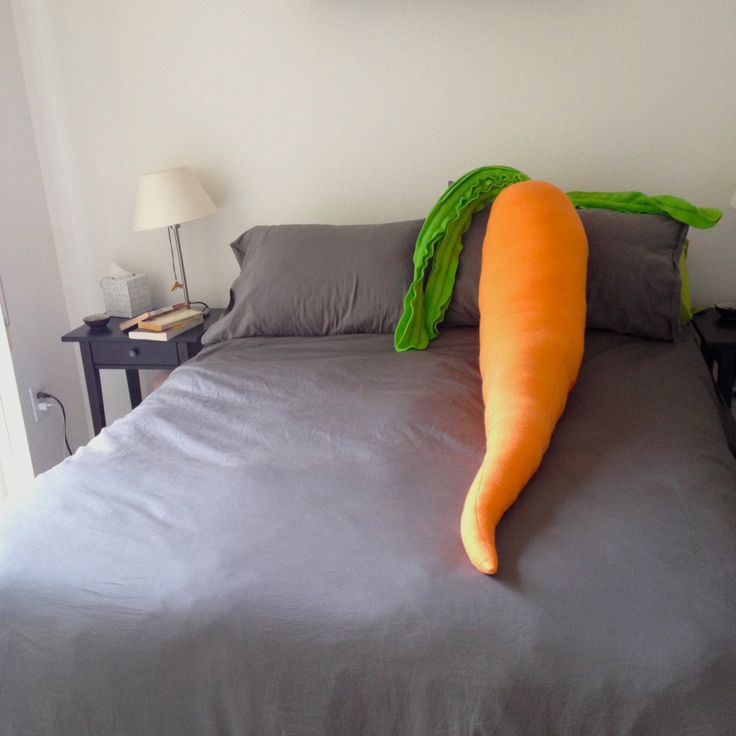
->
[[715, 301, 736, 325], [83, 313, 111, 331]]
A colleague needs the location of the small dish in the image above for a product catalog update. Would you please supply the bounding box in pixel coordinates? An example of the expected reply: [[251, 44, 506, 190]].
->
[[83, 313, 111, 331], [715, 301, 736, 325]]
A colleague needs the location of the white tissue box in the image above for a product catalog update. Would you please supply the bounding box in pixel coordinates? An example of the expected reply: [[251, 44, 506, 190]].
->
[[100, 274, 152, 318]]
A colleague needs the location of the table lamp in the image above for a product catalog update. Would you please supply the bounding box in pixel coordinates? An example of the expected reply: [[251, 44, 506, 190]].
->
[[133, 166, 217, 306]]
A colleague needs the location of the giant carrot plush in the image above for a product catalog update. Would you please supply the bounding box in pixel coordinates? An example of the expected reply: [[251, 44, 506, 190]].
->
[[461, 181, 588, 574]]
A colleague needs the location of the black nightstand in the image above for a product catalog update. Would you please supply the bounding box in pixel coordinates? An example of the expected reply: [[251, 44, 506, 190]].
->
[[62, 309, 222, 435], [692, 309, 736, 408]]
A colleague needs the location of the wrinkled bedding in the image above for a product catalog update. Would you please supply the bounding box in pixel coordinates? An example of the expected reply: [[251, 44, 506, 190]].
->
[[1, 328, 734, 735]]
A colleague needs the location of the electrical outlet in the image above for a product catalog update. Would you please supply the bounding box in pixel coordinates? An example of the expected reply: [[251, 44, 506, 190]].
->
[[28, 388, 39, 422], [28, 388, 49, 422]]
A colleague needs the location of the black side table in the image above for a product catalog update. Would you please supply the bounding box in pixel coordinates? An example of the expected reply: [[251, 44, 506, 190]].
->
[[62, 309, 222, 435], [692, 309, 736, 408]]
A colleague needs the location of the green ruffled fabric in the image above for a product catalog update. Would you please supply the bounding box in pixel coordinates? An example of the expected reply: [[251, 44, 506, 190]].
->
[[395, 167, 722, 352], [393, 166, 530, 352], [567, 191, 722, 230]]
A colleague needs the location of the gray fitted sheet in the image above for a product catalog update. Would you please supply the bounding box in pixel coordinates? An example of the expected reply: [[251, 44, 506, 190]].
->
[[1, 328, 735, 735]]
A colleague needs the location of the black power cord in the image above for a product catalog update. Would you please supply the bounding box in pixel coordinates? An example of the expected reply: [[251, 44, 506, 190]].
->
[[189, 300, 210, 316], [36, 391, 72, 456]]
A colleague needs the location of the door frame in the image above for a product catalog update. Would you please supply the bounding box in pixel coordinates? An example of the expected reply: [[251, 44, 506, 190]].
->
[[0, 274, 34, 504]]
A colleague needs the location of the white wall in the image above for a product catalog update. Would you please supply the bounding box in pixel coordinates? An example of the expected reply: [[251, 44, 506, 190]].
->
[[12, 0, 736, 420], [0, 0, 87, 472]]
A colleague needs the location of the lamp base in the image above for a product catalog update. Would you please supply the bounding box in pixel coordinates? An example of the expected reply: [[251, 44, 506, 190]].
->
[[168, 224, 190, 306]]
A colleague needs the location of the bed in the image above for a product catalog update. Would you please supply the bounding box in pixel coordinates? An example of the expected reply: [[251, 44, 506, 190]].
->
[[1, 202, 735, 735]]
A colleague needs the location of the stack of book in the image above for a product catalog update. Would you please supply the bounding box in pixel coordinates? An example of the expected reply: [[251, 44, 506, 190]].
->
[[121, 305, 204, 341]]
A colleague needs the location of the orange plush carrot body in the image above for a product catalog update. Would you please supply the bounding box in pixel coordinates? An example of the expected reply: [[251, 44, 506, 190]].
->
[[461, 181, 588, 574]]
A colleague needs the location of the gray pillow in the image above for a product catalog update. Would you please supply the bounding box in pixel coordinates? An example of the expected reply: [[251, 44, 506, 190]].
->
[[444, 207, 689, 341], [203, 221, 422, 344], [581, 209, 688, 340]]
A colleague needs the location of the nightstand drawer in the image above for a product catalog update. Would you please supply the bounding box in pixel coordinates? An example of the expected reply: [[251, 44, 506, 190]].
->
[[91, 341, 179, 367]]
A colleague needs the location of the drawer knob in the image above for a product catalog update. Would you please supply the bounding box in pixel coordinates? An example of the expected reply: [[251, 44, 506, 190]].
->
[[128, 347, 140, 358]]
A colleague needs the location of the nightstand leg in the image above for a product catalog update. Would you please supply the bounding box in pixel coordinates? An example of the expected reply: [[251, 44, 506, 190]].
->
[[125, 369, 142, 409], [80, 343, 106, 435], [716, 347, 735, 408], [700, 343, 715, 373]]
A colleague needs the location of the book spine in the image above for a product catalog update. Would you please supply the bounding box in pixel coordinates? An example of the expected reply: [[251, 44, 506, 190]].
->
[[128, 330, 165, 341], [119, 303, 185, 331], [138, 309, 199, 331], [129, 316, 202, 341], [139, 317, 195, 332]]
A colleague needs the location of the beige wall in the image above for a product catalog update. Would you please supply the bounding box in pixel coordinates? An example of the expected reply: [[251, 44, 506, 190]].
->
[[1, 0, 87, 471], [11, 0, 736, 421]]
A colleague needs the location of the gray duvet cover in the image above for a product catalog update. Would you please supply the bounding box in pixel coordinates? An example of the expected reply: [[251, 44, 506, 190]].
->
[[1, 328, 734, 735]]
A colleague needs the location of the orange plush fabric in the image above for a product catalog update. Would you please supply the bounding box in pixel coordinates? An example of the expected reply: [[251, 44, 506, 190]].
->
[[461, 181, 588, 574]]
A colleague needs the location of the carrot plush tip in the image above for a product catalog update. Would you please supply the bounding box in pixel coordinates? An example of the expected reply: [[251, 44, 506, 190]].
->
[[461, 181, 588, 574]]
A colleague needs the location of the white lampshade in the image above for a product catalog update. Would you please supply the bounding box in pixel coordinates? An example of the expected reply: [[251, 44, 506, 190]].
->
[[730, 189, 736, 209], [133, 166, 217, 231]]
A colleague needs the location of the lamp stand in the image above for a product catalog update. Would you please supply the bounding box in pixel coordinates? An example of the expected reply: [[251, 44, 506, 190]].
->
[[168, 224, 190, 306]]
